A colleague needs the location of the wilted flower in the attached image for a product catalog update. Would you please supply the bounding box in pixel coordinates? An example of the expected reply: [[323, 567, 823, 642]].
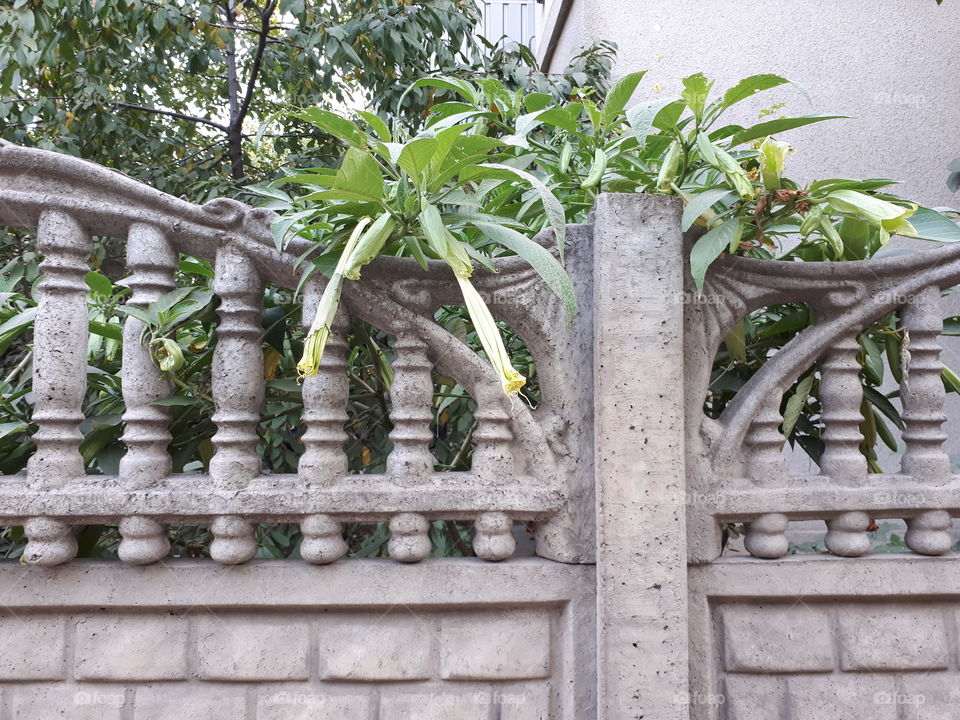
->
[[297, 218, 371, 378]]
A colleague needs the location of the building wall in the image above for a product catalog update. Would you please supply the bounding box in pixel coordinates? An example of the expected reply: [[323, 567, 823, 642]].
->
[[540, 0, 960, 207]]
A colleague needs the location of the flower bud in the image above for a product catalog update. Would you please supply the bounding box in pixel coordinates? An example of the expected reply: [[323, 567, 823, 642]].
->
[[657, 141, 683, 193], [151, 338, 184, 373], [759, 137, 791, 191]]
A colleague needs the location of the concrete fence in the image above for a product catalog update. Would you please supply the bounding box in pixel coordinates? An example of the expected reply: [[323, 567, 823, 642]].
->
[[1, 143, 960, 719]]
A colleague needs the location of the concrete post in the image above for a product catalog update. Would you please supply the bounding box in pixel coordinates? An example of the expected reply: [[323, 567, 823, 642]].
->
[[593, 193, 690, 720]]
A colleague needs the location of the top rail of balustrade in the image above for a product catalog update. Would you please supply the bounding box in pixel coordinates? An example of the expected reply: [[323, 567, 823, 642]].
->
[[0, 143, 596, 568], [685, 236, 960, 562]]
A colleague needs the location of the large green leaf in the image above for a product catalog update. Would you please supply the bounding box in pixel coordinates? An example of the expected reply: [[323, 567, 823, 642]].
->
[[690, 218, 743, 289], [335, 147, 384, 200], [602, 70, 647, 124], [730, 115, 847, 146], [479, 163, 567, 260], [626, 98, 682, 147], [474, 223, 576, 319], [680, 73, 714, 120], [681, 188, 733, 231], [398, 137, 439, 184], [718, 74, 793, 111], [298, 108, 364, 147], [908, 206, 960, 242]]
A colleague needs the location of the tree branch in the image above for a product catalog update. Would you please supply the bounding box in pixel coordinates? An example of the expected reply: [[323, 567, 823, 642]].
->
[[236, 0, 278, 125], [112, 102, 228, 131]]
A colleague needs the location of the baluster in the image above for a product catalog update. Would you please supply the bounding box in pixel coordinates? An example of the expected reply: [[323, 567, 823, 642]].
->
[[473, 511, 515, 561], [118, 223, 176, 486], [118, 517, 170, 565], [386, 332, 434, 484], [743, 405, 790, 559], [820, 336, 867, 481], [27, 210, 90, 487], [210, 516, 257, 564], [23, 210, 90, 567], [743, 513, 789, 559], [300, 514, 348, 564], [820, 335, 870, 557], [900, 287, 952, 555], [22, 518, 78, 568], [209, 244, 264, 489], [471, 404, 515, 477], [298, 276, 349, 486], [388, 512, 431, 562]]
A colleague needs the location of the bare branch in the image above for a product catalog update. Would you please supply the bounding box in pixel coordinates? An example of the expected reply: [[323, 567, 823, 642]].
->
[[112, 102, 228, 132]]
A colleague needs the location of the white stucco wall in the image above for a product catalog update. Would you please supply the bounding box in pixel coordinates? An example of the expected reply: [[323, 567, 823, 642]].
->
[[541, 0, 960, 207]]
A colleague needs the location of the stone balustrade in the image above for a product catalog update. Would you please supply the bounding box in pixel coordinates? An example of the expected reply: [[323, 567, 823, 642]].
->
[[0, 142, 593, 568]]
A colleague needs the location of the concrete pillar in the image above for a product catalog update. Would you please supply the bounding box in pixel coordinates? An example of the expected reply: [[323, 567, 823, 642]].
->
[[593, 193, 690, 720]]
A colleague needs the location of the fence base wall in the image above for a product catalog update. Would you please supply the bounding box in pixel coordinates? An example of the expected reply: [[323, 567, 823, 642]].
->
[[689, 555, 960, 720], [0, 559, 595, 720]]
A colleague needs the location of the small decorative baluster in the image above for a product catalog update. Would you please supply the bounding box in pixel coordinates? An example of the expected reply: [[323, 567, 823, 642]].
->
[[905, 510, 952, 556], [119, 223, 176, 486], [820, 336, 870, 557], [386, 333, 434, 484], [118, 517, 170, 565], [23, 210, 90, 567], [743, 405, 790, 559], [473, 512, 516, 561], [743, 513, 789, 559], [825, 511, 871, 557], [820, 336, 867, 481], [22, 517, 78, 567], [743, 406, 790, 483], [209, 244, 264, 489], [388, 513, 431, 562], [471, 404, 515, 477], [900, 286, 952, 554], [300, 514, 348, 564], [27, 210, 91, 487], [210, 516, 257, 564], [298, 276, 349, 486]]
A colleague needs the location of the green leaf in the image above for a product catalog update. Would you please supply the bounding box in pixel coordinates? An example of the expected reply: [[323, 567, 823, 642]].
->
[[908, 206, 960, 242], [730, 115, 847, 146], [943, 366, 960, 394], [782, 373, 815, 437], [151, 396, 198, 407], [719, 74, 792, 110], [89, 320, 122, 341], [397, 137, 439, 184], [335, 147, 384, 199], [480, 163, 566, 260], [863, 385, 905, 430], [680, 73, 714, 120], [626, 98, 682, 147], [603, 70, 647, 124], [474, 222, 577, 320], [85, 271, 113, 296], [860, 334, 884, 385], [0, 421, 28, 441], [690, 219, 743, 290], [117, 305, 153, 327], [297, 108, 364, 147], [355, 110, 391, 141], [681, 188, 733, 231]]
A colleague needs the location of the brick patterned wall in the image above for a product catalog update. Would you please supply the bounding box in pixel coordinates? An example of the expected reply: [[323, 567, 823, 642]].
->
[[0, 608, 555, 719], [0, 560, 595, 720], [688, 557, 960, 720], [717, 602, 960, 720]]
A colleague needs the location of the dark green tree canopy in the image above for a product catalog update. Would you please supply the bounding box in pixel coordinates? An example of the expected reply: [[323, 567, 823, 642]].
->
[[0, 0, 481, 197]]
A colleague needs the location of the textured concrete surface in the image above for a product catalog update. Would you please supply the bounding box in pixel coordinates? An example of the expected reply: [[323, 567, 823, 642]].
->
[[691, 556, 960, 720], [593, 194, 689, 720], [0, 560, 591, 720], [540, 0, 960, 208]]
